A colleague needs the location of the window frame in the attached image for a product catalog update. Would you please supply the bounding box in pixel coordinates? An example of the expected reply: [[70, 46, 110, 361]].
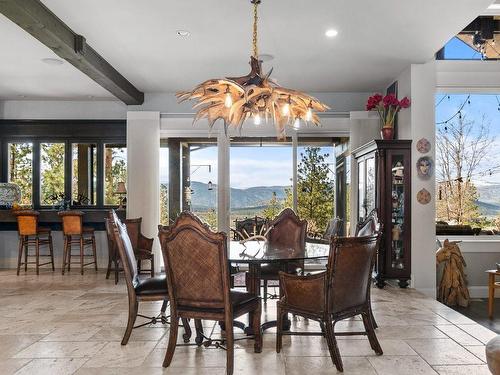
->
[[0, 120, 125, 210]]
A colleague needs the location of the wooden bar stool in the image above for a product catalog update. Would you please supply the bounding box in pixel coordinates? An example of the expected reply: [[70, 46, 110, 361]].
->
[[487, 269, 500, 319], [58, 210, 97, 275], [14, 210, 55, 275]]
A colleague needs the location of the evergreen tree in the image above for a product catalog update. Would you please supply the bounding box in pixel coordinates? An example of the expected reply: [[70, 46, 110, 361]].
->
[[9, 143, 33, 206], [262, 191, 283, 219], [40, 143, 65, 205], [285, 147, 334, 232]]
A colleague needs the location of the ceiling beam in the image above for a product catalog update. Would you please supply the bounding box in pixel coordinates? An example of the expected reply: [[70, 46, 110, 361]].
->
[[0, 0, 144, 104]]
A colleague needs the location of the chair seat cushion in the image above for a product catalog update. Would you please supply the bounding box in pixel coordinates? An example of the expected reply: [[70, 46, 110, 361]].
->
[[134, 275, 168, 296], [230, 290, 259, 307]]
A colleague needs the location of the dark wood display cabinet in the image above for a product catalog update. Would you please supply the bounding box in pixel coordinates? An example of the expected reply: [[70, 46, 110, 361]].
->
[[352, 140, 411, 288]]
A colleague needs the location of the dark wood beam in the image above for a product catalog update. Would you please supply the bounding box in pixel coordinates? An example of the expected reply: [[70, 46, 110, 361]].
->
[[0, 0, 144, 105]]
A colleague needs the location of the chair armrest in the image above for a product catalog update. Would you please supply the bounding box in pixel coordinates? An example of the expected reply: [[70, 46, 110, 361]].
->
[[279, 271, 326, 312], [138, 234, 153, 252]]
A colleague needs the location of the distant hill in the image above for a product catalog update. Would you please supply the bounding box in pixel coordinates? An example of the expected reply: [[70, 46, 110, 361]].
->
[[162, 181, 288, 211], [476, 183, 500, 218]]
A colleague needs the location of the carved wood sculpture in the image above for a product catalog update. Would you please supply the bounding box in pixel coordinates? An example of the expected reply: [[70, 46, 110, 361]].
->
[[436, 239, 470, 307]]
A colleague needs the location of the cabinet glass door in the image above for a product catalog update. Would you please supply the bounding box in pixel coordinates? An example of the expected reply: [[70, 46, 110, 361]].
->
[[390, 155, 405, 271], [357, 160, 365, 220]]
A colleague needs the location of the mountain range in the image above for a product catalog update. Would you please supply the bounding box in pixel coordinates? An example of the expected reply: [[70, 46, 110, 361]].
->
[[161, 181, 500, 218]]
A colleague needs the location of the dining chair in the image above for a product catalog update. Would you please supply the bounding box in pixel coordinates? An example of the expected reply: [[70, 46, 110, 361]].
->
[[124, 217, 155, 277], [14, 210, 55, 275], [262, 208, 307, 302], [58, 210, 97, 275], [276, 234, 383, 372], [159, 211, 262, 375], [105, 217, 122, 284], [108, 210, 191, 345]]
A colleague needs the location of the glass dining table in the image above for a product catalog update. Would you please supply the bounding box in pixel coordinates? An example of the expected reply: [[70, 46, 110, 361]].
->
[[228, 240, 330, 333]]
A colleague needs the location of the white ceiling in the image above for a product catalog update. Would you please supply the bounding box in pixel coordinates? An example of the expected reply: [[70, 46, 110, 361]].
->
[[0, 14, 114, 100], [0, 0, 495, 100]]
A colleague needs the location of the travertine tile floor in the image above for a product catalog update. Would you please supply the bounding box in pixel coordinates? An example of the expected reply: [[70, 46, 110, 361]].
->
[[0, 269, 495, 375]]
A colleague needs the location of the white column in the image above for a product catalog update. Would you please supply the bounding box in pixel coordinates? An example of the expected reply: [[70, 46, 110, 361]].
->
[[409, 62, 437, 297], [217, 132, 230, 234], [127, 111, 161, 273]]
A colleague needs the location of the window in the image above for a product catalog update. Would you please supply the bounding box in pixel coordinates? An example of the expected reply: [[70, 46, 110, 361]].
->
[[188, 143, 217, 229], [438, 37, 482, 60], [435, 94, 500, 234], [104, 144, 127, 205], [230, 140, 293, 224], [40, 143, 65, 206], [72, 144, 97, 206], [160, 146, 169, 225], [297, 144, 335, 233], [8, 143, 33, 206]]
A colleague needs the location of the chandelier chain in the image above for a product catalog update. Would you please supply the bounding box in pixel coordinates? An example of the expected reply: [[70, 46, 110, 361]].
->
[[252, 1, 258, 58]]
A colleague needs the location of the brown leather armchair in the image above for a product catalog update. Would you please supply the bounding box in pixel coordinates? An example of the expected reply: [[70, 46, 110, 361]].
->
[[108, 210, 191, 345], [159, 212, 262, 375], [261, 208, 307, 302], [276, 234, 383, 372]]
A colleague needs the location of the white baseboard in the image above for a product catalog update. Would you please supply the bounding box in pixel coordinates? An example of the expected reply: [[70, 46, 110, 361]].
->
[[468, 286, 490, 299]]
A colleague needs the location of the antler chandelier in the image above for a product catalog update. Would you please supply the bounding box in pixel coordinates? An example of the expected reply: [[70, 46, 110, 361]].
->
[[177, 0, 329, 139]]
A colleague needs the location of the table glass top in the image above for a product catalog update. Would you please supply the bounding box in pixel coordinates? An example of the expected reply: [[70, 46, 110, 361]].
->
[[228, 240, 330, 264]]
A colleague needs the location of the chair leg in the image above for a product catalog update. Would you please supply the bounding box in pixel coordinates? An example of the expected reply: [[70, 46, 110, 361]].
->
[[92, 235, 98, 271], [160, 299, 168, 314], [369, 306, 378, 329], [35, 237, 40, 275], [122, 299, 138, 345], [16, 237, 24, 276], [67, 236, 72, 272], [253, 302, 262, 353], [106, 247, 112, 280], [194, 319, 204, 346], [49, 234, 55, 271], [362, 311, 383, 355], [150, 256, 155, 278], [80, 237, 84, 275], [182, 318, 192, 343], [263, 280, 267, 304], [24, 238, 28, 272], [62, 236, 68, 275], [114, 259, 119, 284], [324, 319, 343, 372], [163, 315, 179, 367], [276, 305, 285, 353], [225, 317, 234, 375]]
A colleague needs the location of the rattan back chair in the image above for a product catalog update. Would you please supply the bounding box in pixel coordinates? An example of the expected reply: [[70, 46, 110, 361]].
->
[[277, 234, 383, 372], [159, 211, 262, 375]]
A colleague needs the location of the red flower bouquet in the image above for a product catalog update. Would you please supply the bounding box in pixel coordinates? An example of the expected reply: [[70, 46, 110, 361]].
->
[[366, 93, 410, 139]]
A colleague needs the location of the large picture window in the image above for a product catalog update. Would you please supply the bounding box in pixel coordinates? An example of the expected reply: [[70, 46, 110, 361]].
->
[[72, 143, 97, 206], [40, 143, 65, 206], [8, 143, 33, 206], [104, 144, 127, 206], [436, 93, 500, 235]]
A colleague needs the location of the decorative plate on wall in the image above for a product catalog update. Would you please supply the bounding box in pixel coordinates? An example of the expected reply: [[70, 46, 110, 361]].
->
[[416, 156, 433, 180], [417, 188, 431, 205], [0, 183, 22, 208], [416, 138, 431, 154]]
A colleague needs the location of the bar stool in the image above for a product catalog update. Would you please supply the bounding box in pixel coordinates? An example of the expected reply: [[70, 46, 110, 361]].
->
[[14, 210, 55, 275], [58, 210, 97, 275]]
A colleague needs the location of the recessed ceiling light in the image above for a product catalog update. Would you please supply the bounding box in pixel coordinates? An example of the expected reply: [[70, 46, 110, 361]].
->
[[176, 30, 191, 37], [41, 57, 64, 66], [325, 29, 338, 38], [258, 54, 274, 62]]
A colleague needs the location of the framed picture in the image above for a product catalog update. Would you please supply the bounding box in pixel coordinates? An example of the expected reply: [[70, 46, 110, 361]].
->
[[416, 156, 433, 180]]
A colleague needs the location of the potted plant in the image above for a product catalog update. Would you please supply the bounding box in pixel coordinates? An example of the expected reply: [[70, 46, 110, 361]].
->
[[366, 93, 410, 140]]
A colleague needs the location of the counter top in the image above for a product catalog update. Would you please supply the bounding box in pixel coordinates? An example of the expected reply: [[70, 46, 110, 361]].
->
[[0, 209, 126, 231]]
